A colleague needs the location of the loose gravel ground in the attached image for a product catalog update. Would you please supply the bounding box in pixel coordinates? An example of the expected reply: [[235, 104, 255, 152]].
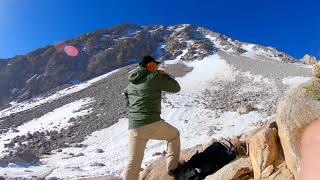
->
[[211, 51, 312, 116]]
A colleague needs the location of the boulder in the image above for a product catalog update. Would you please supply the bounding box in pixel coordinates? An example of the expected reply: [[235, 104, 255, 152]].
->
[[237, 104, 253, 114], [9, 149, 39, 165], [95, 149, 104, 153], [248, 123, 282, 179], [267, 162, 294, 180], [276, 79, 320, 179], [301, 54, 318, 65], [140, 155, 174, 180], [205, 157, 253, 180], [47, 178, 58, 180], [312, 61, 320, 78]]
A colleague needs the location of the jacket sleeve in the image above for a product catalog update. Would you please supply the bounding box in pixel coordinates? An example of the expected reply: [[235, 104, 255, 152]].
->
[[154, 73, 181, 93]]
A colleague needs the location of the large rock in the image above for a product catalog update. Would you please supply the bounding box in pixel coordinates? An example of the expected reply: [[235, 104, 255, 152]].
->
[[205, 157, 253, 180], [10, 149, 39, 164], [267, 162, 294, 180], [248, 123, 282, 179], [301, 54, 318, 65], [140, 142, 211, 180], [140, 155, 174, 180], [237, 104, 253, 115], [312, 61, 320, 78], [0, 149, 39, 167], [276, 79, 320, 179]]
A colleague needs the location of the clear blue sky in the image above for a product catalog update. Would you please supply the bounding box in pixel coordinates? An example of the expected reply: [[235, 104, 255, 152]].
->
[[0, 0, 319, 59]]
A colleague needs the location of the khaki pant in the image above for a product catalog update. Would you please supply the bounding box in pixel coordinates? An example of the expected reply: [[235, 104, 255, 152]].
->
[[123, 120, 180, 180]]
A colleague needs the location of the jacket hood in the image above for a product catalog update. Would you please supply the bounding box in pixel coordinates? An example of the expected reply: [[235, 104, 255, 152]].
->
[[128, 67, 150, 84]]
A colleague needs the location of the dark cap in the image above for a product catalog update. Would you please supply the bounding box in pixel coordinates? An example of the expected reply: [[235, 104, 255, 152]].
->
[[139, 56, 160, 67]]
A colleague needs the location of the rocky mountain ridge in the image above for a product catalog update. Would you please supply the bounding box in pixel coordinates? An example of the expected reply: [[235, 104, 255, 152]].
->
[[0, 24, 300, 108]]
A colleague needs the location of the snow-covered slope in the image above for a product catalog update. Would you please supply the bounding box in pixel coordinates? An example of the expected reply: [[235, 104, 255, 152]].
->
[[0, 98, 95, 154], [0, 70, 119, 120], [0, 52, 313, 178]]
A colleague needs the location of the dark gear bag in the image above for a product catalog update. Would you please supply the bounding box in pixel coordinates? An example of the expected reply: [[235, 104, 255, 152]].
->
[[172, 139, 237, 180]]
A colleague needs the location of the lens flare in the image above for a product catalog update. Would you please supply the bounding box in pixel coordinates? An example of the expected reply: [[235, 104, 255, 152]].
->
[[64, 45, 79, 57]]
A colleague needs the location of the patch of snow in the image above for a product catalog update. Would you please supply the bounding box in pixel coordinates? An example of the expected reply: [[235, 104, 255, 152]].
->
[[164, 59, 184, 65], [100, 35, 110, 41], [174, 24, 189, 32], [176, 54, 234, 90], [117, 37, 130, 40], [149, 27, 162, 34], [40, 118, 129, 178], [0, 69, 119, 119], [25, 74, 38, 84], [0, 97, 95, 159], [282, 76, 312, 89], [205, 34, 225, 49], [176, 49, 188, 60], [175, 40, 194, 60], [289, 61, 314, 68], [0, 165, 55, 179], [126, 29, 139, 37], [152, 42, 166, 57], [241, 43, 256, 52], [240, 45, 281, 62], [241, 43, 264, 60]]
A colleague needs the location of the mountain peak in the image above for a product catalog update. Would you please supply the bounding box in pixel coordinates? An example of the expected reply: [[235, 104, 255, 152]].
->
[[0, 24, 299, 106]]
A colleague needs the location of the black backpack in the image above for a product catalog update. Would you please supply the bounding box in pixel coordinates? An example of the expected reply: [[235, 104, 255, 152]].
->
[[172, 140, 237, 180]]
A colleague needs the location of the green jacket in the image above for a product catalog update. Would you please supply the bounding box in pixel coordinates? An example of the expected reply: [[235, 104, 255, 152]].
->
[[127, 67, 181, 129]]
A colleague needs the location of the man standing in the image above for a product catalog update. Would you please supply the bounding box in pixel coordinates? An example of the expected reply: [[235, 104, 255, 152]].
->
[[123, 56, 181, 180]]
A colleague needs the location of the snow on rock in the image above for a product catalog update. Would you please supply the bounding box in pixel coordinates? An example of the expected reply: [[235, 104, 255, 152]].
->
[[240, 43, 281, 61], [205, 34, 226, 50], [100, 35, 110, 41], [0, 69, 119, 119], [0, 97, 95, 159], [171, 24, 189, 32]]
